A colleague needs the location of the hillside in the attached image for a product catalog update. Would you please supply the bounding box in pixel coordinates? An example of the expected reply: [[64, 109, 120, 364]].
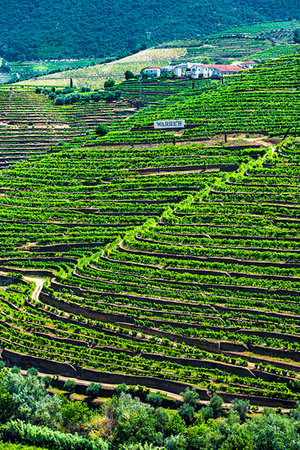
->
[[0, 0, 298, 61], [16, 20, 300, 90], [18, 47, 187, 89], [0, 53, 299, 409], [90, 53, 300, 145]]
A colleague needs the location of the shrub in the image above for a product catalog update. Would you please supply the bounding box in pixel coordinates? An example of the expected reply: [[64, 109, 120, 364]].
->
[[125, 70, 135, 80], [104, 78, 115, 88], [232, 399, 250, 422], [41, 376, 53, 388], [95, 123, 109, 136], [116, 383, 127, 396], [86, 383, 102, 397], [0, 419, 109, 449], [180, 387, 199, 408], [146, 392, 163, 407], [209, 394, 224, 418], [27, 367, 38, 377], [63, 380, 76, 393], [178, 402, 195, 424]]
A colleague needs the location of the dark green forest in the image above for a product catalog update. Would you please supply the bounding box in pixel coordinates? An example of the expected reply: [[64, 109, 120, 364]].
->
[[0, 0, 298, 60]]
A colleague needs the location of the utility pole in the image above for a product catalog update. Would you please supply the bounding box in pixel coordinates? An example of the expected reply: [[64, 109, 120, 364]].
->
[[139, 75, 142, 99]]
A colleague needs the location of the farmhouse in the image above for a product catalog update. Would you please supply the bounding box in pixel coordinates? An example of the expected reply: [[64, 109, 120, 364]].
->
[[172, 63, 194, 77], [190, 64, 244, 79], [190, 64, 215, 79], [141, 66, 161, 77]]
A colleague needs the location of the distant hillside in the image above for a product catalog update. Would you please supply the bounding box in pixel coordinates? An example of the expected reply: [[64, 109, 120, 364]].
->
[[0, 0, 299, 60]]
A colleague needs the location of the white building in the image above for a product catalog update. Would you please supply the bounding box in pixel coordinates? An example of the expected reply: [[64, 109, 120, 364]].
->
[[141, 67, 161, 77], [237, 60, 257, 69], [190, 64, 214, 79], [173, 63, 194, 77], [190, 64, 243, 79]]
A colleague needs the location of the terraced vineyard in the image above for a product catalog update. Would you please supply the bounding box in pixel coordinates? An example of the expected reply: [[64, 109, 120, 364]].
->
[[0, 86, 128, 168], [160, 20, 300, 64], [0, 52, 299, 408], [109, 77, 219, 103], [93, 53, 300, 145]]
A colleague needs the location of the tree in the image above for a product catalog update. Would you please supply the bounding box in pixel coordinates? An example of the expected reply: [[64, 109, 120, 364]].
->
[[125, 70, 135, 80], [209, 394, 224, 418], [27, 367, 38, 376], [178, 403, 195, 424], [61, 399, 93, 429], [246, 409, 300, 449], [1, 369, 61, 426], [41, 376, 53, 388], [164, 413, 186, 435], [231, 399, 250, 422], [104, 78, 115, 88], [180, 387, 199, 408], [116, 383, 128, 396], [95, 123, 109, 136], [294, 28, 300, 44], [220, 426, 253, 450]]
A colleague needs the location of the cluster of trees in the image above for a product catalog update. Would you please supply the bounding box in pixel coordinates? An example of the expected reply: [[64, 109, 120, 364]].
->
[[1, 365, 300, 449], [0, 0, 298, 61], [35, 86, 122, 105]]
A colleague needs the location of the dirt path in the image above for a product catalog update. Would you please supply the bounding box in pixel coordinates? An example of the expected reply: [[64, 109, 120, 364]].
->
[[0, 270, 45, 301], [23, 276, 45, 301]]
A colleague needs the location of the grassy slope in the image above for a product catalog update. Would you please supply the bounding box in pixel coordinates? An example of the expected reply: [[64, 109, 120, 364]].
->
[[18, 48, 187, 90]]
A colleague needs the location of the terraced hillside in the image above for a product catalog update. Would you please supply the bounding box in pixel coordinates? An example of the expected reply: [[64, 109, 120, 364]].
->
[[0, 87, 127, 168], [0, 52, 299, 408], [0, 136, 300, 407], [92, 53, 300, 145], [108, 77, 219, 103], [160, 20, 300, 63]]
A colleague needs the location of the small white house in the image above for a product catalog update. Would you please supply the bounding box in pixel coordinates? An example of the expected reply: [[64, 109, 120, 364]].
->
[[238, 61, 257, 69], [141, 67, 161, 77]]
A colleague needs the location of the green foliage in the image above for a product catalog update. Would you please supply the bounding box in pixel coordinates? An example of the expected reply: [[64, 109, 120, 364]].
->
[[125, 70, 135, 80], [116, 383, 128, 396], [27, 367, 38, 377], [104, 78, 115, 88], [231, 399, 250, 422], [0, 369, 61, 426], [63, 380, 76, 393], [61, 399, 93, 428], [294, 29, 300, 44], [180, 387, 199, 408], [41, 376, 52, 389], [86, 383, 102, 397], [209, 395, 224, 419], [247, 409, 300, 449], [0, 4, 299, 61], [178, 403, 195, 424], [95, 123, 109, 136], [146, 392, 163, 407], [164, 413, 186, 435], [0, 420, 108, 450]]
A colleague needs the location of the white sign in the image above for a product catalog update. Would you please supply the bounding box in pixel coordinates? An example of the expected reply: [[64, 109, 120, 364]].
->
[[154, 119, 185, 129]]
